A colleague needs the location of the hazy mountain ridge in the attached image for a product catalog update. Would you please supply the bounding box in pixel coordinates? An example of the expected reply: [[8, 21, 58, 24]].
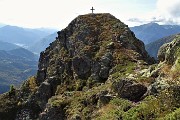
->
[[8, 47, 39, 61], [131, 23, 180, 44], [0, 41, 19, 51], [29, 32, 57, 54], [0, 23, 6, 28], [0, 25, 56, 48], [0, 25, 56, 93]]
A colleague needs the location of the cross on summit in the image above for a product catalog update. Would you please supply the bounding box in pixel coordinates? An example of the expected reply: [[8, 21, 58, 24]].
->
[[90, 7, 95, 13]]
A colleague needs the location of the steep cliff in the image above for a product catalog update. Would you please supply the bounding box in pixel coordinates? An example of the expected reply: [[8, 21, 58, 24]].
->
[[1, 13, 179, 120]]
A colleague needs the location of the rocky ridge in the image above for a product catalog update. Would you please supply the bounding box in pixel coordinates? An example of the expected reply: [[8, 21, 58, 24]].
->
[[146, 33, 180, 59], [0, 13, 179, 120]]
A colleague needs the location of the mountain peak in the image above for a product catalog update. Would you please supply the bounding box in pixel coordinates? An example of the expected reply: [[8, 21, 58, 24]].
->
[[148, 22, 159, 26], [0, 13, 155, 119], [55, 13, 152, 58], [141, 22, 160, 28], [131, 22, 180, 44]]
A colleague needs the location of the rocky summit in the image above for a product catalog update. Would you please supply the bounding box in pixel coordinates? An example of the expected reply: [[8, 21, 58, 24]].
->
[[0, 13, 180, 120]]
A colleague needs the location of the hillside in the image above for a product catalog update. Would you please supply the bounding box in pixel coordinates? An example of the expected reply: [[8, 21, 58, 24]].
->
[[0, 48, 38, 94], [29, 32, 57, 54], [8, 48, 39, 61], [0, 41, 19, 51], [131, 23, 180, 44], [0, 25, 55, 47], [0, 13, 180, 120], [146, 33, 180, 59]]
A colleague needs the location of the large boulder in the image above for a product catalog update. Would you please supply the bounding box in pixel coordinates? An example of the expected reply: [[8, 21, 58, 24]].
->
[[72, 57, 91, 79], [112, 78, 147, 101], [39, 106, 66, 120]]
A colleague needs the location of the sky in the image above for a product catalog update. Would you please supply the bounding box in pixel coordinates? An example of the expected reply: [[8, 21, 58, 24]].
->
[[0, 0, 179, 29]]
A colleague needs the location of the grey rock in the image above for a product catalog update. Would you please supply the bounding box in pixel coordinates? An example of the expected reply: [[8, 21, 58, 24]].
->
[[99, 66, 110, 79], [112, 78, 147, 101], [39, 106, 66, 120], [98, 95, 112, 107], [36, 81, 52, 109], [72, 57, 91, 79], [119, 35, 126, 41], [100, 52, 113, 67], [158, 36, 180, 64], [157, 43, 168, 62], [149, 77, 170, 94]]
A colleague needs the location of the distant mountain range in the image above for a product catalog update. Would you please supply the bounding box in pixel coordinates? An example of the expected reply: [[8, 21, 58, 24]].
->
[[0, 24, 57, 93], [130, 23, 180, 44], [0, 25, 56, 48], [0, 41, 19, 51], [0, 41, 38, 93], [0, 45, 38, 93], [0, 40, 38, 60], [146, 33, 180, 59], [8, 48, 39, 61], [29, 32, 57, 54], [0, 23, 5, 28]]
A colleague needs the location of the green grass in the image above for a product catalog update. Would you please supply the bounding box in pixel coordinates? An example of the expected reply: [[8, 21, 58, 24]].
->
[[160, 108, 180, 120], [111, 61, 136, 81]]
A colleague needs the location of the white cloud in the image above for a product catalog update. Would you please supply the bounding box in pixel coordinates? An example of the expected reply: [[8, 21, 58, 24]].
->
[[156, 0, 180, 24], [157, 0, 180, 17], [128, 0, 180, 26]]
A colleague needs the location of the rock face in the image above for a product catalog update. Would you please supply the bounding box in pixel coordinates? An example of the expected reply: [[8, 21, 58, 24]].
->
[[158, 35, 180, 65], [34, 13, 153, 109], [147, 35, 180, 96], [35, 13, 153, 106], [37, 13, 153, 84], [0, 13, 156, 120], [72, 56, 91, 79]]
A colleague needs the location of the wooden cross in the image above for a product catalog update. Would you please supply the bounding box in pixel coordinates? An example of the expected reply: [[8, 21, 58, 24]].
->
[[90, 7, 95, 13]]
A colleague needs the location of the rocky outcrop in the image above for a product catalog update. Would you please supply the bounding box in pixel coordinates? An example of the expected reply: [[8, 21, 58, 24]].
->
[[37, 13, 154, 85], [112, 78, 147, 101], [158, 35, 180, 65], [147, 35, 180, 95], [145, 34, 179, 59], [39, 105, 66, 120], [30, 13, 153, 119], [0, 13, 156, 120], [34, 14, 154, 106], [72, 56, 91, 79]]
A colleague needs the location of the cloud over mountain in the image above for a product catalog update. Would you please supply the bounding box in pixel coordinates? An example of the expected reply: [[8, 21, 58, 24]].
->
[[128, 0, 180, 25], [156, 0, 180, 24], [157, 0, 180, 17]]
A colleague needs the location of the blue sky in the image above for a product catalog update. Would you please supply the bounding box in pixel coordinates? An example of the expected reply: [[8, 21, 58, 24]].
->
[[0, 0, 179, 29]]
